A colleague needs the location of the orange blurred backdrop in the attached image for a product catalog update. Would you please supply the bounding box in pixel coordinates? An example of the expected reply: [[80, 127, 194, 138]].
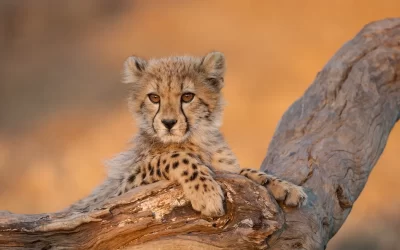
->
[[0, 1, 399, 249]]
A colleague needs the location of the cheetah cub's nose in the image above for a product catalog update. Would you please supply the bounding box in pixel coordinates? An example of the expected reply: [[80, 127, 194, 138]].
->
[[161, 119, 177, 130]]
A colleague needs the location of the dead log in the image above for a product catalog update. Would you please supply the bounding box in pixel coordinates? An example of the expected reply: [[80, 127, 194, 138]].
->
[[1, 18, 399, 249]]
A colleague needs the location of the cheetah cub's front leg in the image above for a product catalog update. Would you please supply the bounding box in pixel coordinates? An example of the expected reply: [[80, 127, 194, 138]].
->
[[240, 169, 307, 207], [121, 152, 224, 217], [168, 152, 225, 217]]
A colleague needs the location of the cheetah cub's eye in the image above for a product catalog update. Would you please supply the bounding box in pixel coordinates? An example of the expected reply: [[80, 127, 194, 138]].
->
[[181, 93, 195, 103], [148, 94, 160, 104]]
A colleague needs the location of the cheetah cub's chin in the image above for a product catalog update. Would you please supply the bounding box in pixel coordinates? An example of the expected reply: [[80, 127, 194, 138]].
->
[[68, 51, 307, 216]]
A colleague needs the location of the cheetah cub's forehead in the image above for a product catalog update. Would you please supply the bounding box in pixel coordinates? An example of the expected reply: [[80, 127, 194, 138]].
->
[[122, 52, 226, 143], [123, 52, 225, 97]]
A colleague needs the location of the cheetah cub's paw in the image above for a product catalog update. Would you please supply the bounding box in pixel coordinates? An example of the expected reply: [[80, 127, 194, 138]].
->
[[184, 178, 225, 217], [240, 169, 307, 207]]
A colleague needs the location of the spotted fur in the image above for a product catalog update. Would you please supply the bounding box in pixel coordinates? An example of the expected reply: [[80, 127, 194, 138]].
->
[[68, 52, 307, 216]]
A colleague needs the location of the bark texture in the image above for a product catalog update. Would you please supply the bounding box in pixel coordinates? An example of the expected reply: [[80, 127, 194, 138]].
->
[[261, 17, 400, 249], [1, 18, 399, 249]]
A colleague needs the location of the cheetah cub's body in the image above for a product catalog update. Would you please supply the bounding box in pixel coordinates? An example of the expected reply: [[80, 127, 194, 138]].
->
[[69, 52, 307, 216]]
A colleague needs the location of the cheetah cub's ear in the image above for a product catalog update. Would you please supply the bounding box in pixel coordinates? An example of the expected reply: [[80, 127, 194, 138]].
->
[[122, 56, 147, 84], [200, 51, 226, 90]]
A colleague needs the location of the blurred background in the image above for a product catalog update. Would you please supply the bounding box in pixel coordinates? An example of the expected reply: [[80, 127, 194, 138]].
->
[[0, 1, 399, 249]]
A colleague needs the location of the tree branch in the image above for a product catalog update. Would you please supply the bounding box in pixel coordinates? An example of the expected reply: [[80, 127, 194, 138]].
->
[[1, 18, 399, 249], [261, 18, 400, 249], [0, 173, 284, 249]]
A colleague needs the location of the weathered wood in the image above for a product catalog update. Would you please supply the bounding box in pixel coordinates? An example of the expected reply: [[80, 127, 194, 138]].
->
[[0, 173, 284, 249], [0, 18, 399, 249], [261, 18, 400, 249]]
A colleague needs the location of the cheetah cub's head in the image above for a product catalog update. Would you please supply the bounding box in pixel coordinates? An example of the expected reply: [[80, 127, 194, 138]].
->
[[123, 52, 226, 143]]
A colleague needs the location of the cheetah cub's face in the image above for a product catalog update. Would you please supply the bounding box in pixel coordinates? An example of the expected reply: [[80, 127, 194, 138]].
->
[[122, 52, 226, 143]]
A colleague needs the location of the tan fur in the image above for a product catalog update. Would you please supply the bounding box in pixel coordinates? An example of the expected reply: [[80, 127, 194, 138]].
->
[[68, 52, 307, 216]]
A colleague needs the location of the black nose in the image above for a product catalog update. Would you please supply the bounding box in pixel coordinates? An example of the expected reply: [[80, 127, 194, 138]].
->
[[161, 119, 177, 130]]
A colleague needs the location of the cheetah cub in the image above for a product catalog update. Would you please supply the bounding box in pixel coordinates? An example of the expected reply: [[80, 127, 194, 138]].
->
[[69, 52, 307, 216]]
